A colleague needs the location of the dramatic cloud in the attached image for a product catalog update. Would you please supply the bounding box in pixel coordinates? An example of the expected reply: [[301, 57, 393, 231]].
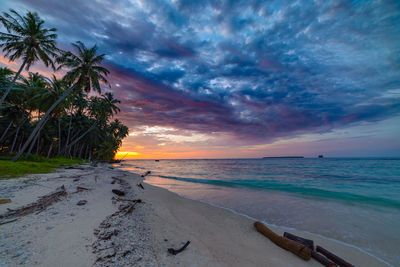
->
[[1, 0, 399, 157]]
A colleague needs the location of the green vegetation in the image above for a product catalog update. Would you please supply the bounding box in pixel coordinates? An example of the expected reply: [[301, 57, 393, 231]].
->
[[0, 155, 83, 179], [0, 9, 129, 163]]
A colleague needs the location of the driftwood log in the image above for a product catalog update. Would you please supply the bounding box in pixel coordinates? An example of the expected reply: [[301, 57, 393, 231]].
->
[[311, 251, 337, 267], [283, 232, 314, 251], [282, 232, 337, 266], [0, 185, 67, 220], [137, 182, 144, 189], [0, 198, 11, 204], [141, 171, 151, 177], [316, 246, 354, 267], [254, 221, 311, 260], [124, 199, 142, 215], [0, 218, 18, 225], [168, 241, 190, 255], [77, 200, 88, 206], [112, 189, 125, 196]]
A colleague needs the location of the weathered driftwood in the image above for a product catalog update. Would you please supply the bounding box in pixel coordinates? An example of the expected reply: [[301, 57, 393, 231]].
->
[[112, 189, 125, 196], [141, 171, 151, 177], [311, 251, 337, 267], [77, 200, 88, 206], [0, 185, 67, 220], [0, 198, 11, 204], [254, 221, 311, 260], [0, 218, 18, 225], [316, 246, 354, 267], [70, 186, 91, 194], [77, 186, 90, 191], [137, 182, 144, 189], [283, 232, 314, 251], [168, 241, 190, 255], [124, 199, 142, 215], [113, 198, 138, 202]]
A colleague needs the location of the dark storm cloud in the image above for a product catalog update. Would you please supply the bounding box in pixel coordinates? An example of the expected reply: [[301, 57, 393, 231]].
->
[[4, 0, 400, 142]]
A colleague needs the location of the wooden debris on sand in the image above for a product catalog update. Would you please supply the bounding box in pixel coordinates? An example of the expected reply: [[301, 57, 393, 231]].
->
[[0, 185, 67, 220], [0, 198, 11, 204], [77, 200, 88, 206], [123, 199, 142, 215], [168, 241, 190, 255], [283, 232, 314, 250], [112, 189, 125, 196], [77, 186, 90, 191], [70, 186, 91, 194], [283, 232, 336, 266], [311, 251, 337, 267], [317, 246, 354, 267], [0, 218, 18, 225], [141, 171, 151, 177], [254, 221, 311, 260], [137, 182, 144, 189]]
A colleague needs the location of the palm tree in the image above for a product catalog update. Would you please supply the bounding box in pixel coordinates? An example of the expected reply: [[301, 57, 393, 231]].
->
[[0, 67, 13, 84], [0, 9, 58, 107], [0, 67, 14, 105], [102, 92, 121, 116], [13, 41, 110, 161], [42, 75, 69, 154]]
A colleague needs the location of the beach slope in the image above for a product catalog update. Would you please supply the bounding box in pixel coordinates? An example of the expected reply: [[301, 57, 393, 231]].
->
[[138, 174, 386, 267]]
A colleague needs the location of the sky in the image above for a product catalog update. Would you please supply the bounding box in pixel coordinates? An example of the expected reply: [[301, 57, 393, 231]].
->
[[1, 0, 399, 159]]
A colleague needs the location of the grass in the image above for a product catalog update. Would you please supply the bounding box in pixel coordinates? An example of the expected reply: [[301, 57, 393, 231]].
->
[[0, 155, 84, 180]]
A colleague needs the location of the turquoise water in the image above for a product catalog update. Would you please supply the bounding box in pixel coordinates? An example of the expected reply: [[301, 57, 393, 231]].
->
[[121, 158, 400, 266]]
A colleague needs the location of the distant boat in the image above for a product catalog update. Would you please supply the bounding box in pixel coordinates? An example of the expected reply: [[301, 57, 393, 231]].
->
[[262, 156, 304, 159], [155, 160, 160, 162], [318, 155, 324, 158]]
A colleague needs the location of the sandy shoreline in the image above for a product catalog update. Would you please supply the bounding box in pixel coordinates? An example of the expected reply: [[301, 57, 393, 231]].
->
[[0, 164, 388, 266]]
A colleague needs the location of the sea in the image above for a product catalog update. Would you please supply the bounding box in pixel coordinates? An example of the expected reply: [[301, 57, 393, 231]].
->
[[120, 158, 400, 266]]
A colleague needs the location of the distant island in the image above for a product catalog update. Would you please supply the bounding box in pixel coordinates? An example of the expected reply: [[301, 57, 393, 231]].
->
[[262, 156, 304, 159]]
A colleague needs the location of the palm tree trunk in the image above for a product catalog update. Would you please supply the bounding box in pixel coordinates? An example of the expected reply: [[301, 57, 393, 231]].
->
[[11, 117, 27, 152], [64, 106, 73, 150], [25, 117, 48, 158], [13, 84, 76, 161], [58, 117, 62, 155], [18, 132, 24, 152], [11, 126, 20, 152], [84, 144, 89, 159], [78, 143, 84, 158], [47, 141, 54, 158], [0, 59, 27, 107], [26, 131, 40, 158], [66, 122, 97, 149], [0, 120, 13, 144], [35, 130, 41, 155]]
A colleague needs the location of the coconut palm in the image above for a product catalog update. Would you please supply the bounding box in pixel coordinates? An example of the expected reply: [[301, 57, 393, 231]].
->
[[0, 67, 13, 85], [102, 92, 121, 116], [13, 41, 110, 161], [0, 9, 58, 107], [57, 41, 110, 93]]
